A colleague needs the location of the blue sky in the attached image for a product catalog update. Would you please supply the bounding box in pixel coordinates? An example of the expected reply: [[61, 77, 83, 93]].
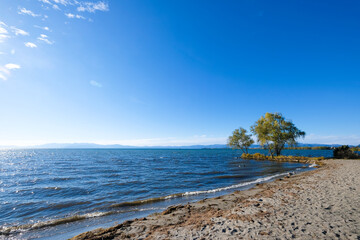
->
[[0, 0, 359, 146]]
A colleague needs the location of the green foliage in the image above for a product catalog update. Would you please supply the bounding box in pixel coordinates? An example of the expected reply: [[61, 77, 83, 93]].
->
[[241, 153, 266, 160], [251, 113, 305, 157], [227, 127, 254, 153], [241, 153, 325, 163], [351, 146, 360, 152], [333, 145, 360, 159]]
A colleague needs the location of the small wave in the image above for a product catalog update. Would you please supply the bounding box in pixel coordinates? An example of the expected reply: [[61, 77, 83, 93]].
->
[[179, 172, 194, 175], [0, 212, 112, 235], [179, 171, 225, 176], [111, 172, 290, 207], [103, 182, 128, 187], [309, 163, 318, 168], [110, 194, 182, 208], [154, 167, 167, 170], [51, 177, 76, 181], [0, 206, 166, 236], [182, 172, 289, 196], [38, 201, 91, 211], [14, 186, 62, 194], [214, 175, 245, 179], [198, 171, 225, 175], [44, 187, 62, 190]]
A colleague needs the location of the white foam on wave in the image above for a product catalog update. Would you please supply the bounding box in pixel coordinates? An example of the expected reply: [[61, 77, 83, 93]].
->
[[137, 207, 165, 212], [0, 211, 111, 235], [0, 206, 170, 236], [309, 163, 318, 168], [82, 212, 109, 218], [182, 172, 290, 196]]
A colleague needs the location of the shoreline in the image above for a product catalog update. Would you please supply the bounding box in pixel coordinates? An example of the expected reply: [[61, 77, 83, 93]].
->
[[2, 165, 311, 239], [71, 160, 360, 239]]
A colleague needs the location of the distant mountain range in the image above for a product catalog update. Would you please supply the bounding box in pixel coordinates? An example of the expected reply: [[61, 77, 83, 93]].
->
[[0, 143, 350, 149]]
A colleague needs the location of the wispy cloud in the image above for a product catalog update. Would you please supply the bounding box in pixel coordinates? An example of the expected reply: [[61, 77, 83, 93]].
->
[[0, 34, 10, 43], [0, 73, 7, 81], [34, 25, 51, 31], [5, 64, 21, 70], [1, 1, 111, 78], [77, 1, 109, 13], [25, 42, 38, 48], [39, 0, 52, 4], [53, 0, 71, 6], [0, 25, 8, 34], [0, 66, 10, 78], [65, 13, 86, 19], [65, 13, 74, 18], [11, 27, 29, 36], [52, 4, 61, 10], [18, 8, 41, 17], [0, 64, 21, 81], [0, 22, 10, 43], [90, 80, 102, 87], [37, 34, 54, 44], [39, 0, 72, 11]]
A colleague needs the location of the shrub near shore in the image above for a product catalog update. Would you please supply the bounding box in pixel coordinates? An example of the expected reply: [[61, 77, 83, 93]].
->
[[333, 145, 360, 159], [241, 153, 325, 165]]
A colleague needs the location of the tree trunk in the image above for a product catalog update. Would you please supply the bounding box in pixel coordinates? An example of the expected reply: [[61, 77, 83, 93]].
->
[[276, 148, 282, 156], [268, 148, 274, 158], [276, 143, 285, 156]]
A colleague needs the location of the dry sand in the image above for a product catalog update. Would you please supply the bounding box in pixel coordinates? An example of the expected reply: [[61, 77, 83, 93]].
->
[[71, 160, 360, 239]]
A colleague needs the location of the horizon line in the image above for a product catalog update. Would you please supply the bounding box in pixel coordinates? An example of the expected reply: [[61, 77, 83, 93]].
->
[[0, 142, 357, 149]]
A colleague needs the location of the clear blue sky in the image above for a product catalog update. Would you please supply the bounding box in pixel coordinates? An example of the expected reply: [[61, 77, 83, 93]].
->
[[0, 0, 359, 146]]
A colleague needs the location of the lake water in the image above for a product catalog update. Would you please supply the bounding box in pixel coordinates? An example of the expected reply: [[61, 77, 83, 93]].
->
[[0, 149, 333, 239]]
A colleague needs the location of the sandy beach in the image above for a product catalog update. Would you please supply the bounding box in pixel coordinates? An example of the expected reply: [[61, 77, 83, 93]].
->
[[71, 160, 360, 239]]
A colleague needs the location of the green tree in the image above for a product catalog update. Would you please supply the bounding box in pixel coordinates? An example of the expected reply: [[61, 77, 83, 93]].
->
[[334, 145, 360, 159], [227, 127, 254, 153], [251, 113, 305, 157]]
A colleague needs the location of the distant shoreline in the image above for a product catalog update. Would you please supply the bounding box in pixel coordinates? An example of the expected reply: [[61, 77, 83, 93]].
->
[[0, 143, 351, 150]]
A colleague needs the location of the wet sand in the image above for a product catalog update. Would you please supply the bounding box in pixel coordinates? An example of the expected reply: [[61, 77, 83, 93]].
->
[[71, 160, 360, 239]]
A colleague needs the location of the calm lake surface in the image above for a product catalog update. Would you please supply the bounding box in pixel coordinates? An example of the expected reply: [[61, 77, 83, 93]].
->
[[0, 149, 333, 239]]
